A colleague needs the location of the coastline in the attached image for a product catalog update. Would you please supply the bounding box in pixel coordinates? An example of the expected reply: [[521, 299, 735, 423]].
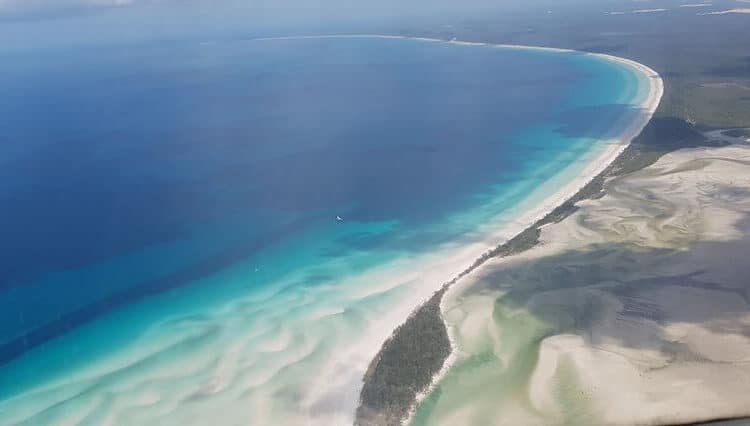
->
[[411, 49, 663, 424], [313, 35, 665, 425], [0, 35, 663, 426]]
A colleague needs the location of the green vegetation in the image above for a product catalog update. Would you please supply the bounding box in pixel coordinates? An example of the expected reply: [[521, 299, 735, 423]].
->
[[356, 289, 450, 426]]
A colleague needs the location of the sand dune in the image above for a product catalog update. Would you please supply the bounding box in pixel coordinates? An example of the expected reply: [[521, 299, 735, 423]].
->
[[419, 134, 750, 425]]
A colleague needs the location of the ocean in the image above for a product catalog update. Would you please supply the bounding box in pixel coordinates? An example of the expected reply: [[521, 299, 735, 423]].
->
[[0, 36, 649, 424]]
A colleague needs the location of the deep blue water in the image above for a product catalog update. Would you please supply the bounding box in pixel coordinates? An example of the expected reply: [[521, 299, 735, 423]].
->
[[0, 37, 643, 418]]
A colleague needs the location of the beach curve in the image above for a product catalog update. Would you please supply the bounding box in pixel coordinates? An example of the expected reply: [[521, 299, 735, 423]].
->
[[279, 35, 667, 426], [0, 35, 662, 426]]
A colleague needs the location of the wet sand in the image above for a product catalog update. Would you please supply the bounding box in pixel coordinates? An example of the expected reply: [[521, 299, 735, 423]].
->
[[419, 131, 750, 425]]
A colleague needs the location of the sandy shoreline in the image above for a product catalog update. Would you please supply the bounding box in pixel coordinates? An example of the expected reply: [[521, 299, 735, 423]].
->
[[413, 55, 660, 426], [262, 35, 667, 425], [414, 42, 663, 424]]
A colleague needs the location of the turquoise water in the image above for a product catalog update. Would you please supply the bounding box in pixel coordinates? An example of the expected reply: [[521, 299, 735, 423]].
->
[[0, 36, 648, 424]]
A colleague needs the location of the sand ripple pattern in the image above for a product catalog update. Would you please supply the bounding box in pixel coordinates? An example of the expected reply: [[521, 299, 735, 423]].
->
[[423, 136, 750, 426], [0, 254, 441, 426]]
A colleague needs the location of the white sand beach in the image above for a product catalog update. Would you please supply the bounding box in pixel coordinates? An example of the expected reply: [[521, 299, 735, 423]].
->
[[255, 35, 663, 426]]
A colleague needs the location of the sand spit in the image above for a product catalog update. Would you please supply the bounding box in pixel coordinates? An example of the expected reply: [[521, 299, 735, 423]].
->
[[422, 133, 750, 425], [349, 35, 662, 426]]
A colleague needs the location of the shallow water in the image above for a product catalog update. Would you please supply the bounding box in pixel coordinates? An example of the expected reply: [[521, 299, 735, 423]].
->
[[0, 36, 645, 424]]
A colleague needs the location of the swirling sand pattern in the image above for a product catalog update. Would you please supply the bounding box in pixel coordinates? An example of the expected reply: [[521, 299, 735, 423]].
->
[[417, 134, 750, 426], [0, 259, 420, 425]]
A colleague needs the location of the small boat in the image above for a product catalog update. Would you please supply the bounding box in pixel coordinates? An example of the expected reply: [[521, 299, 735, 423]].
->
[[336, 215, 344, 222]]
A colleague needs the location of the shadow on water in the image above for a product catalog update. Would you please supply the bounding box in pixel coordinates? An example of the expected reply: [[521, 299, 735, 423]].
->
[[488, 233, 750, 350]]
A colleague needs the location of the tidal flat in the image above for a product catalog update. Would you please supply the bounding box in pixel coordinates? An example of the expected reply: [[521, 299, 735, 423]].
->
[[411, 129, 750, 425]]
